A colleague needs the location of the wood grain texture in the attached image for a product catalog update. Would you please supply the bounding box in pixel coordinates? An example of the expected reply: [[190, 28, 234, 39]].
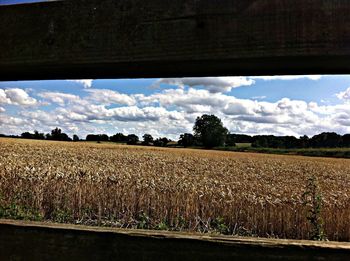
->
[[1, 0, 350, 80], [1, 219, 350, 260]]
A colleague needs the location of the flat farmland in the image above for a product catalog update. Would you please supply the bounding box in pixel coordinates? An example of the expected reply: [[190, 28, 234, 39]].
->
[[1, 138, 350, 241]]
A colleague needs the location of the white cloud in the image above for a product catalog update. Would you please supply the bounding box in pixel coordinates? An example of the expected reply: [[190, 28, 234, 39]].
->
[[0, 107, 5, 113], [63, 103, 184, 123], [55, 108, 89, 122], [153, 77, 255, 93], [139, 88, 233, 111], [0, 89, 10, 104], [0, 114, 28, 134], [20, 110, 58, 126], [151, 75, 321, 94], [108, 106, 183, 122], [336, 87, 350, 100], [4, 77, 350, 139], [85, 89, 136, 106], [137, 87, 348, 136], [39, 92, 81, 106], [0, 88, 37, 106], [68, 79, 93, 88]]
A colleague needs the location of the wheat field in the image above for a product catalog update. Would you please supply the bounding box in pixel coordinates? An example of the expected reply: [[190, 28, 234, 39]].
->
[[1, 138, 350, 241]]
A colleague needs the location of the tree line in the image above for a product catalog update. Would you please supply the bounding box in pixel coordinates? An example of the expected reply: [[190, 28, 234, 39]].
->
[[227, 133, 350, 149], [19, 128, 78, 141], [87, 133, 172, 146], [2, 114, 350, 149], [178, 114, 350, 149]]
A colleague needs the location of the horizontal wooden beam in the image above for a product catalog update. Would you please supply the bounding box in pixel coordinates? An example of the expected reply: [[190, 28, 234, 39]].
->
[[1, 219, 350, 260], [1, 0, 350, 80]]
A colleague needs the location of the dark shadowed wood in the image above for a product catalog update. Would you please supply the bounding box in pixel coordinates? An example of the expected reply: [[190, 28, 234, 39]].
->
[[1, 219, 350, 260], [1, 0, 350, 80]]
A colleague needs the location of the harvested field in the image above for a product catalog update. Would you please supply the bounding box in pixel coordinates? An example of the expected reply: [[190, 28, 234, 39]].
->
[[1, 138, 350, 241]]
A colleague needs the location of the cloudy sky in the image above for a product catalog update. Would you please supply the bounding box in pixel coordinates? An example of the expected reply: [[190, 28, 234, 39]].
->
[[1, 76, 350, 139]]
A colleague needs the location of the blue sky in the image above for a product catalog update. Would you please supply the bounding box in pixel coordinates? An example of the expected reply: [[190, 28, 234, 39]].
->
[[1, 76, 350, 139], [0, 0, 52, 4]]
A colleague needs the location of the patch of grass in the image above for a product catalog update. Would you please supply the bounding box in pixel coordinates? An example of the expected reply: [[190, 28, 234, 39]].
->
[[51, 209, 74, 223], [235, 143, 252, 148], [302, 176, 327, 241], [156, 221, 169, 230], [137, 212, 150, 229], [212, 217, 230, 235], [0, 203, 43, 221], [219, 146, 350, 158]]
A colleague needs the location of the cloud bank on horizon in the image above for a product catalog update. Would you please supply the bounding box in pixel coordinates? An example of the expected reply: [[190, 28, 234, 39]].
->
[[1, 75, 350, 140]]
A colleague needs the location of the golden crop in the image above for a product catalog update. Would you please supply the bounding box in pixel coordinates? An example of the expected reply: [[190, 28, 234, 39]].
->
[[1, 138, 350, 241]]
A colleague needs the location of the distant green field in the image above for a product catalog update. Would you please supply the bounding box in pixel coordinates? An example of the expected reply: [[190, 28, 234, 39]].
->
[[84, 141, 350, 158], [235, 143, 252, 148], [220, 146, 350, 159]]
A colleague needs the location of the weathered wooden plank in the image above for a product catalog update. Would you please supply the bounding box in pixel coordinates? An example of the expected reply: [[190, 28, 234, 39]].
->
[[1, 219, 350, 260], [1, 0, 350, 80]]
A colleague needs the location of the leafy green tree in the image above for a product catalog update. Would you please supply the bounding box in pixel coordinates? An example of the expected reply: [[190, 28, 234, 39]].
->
[[33, 130, 45, 140], [193, 114, 228, 148], [178, 133, 196, 147], [299, 135, 310, 148], [225, 134, 236, 147], [21, 132, 33, 139], [50, 128, 62, 140], [142, 134, 154, 146], [127, 134, 139, 145], [21, 131, 44, 140], [110, 133, 127, 143], [73, 134, 80, 142], [47, 128, 71, 141], [228, 134, 253, 144], [86, 134, 108, 142], [342, 134, 350, 147], [310, 132, 342, 148], [99, 134, 109, 141], [154, 137, 171, 147], [252, 136, 268, 148]]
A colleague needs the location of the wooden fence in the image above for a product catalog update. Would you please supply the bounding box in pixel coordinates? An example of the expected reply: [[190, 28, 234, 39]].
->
[[2, 0, 350, 80], [1, 219, 350, 260]]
